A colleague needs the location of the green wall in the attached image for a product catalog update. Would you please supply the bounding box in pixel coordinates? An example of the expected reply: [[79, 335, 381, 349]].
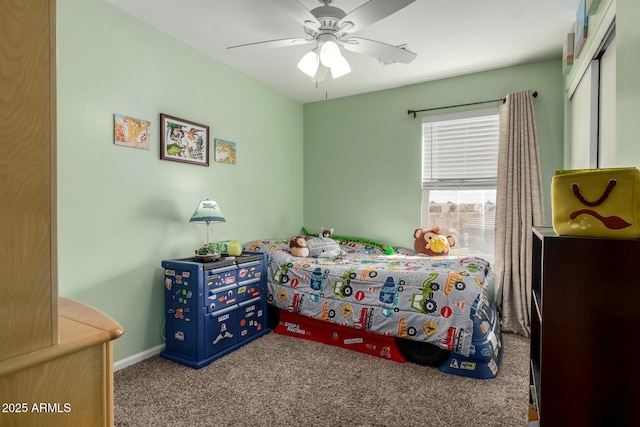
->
[[303, 59, 565, 249], [57, 0, 303, 361]]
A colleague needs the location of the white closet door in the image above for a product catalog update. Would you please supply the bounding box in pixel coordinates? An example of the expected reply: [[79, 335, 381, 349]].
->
[[570, 61, 599, 169], [598, 37, 617, 167]]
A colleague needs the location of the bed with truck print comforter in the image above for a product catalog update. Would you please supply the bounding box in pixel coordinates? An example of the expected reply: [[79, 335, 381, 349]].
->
[[244, 237, 502, 379]]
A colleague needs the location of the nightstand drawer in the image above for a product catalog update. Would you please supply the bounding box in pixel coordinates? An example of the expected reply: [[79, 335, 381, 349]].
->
[[238, 297, 266, 341], [238, 260, 262, 282], [207, 284, 238, 312], [205, 266, 237, 289], [236, 279, 263, 303], [204, 306, 238, 357]]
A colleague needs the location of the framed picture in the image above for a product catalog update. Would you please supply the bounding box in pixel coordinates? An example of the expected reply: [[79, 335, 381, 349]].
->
[[114, 114, 151, 150], [160, 113, 209, 166], [574, 0, 588, 59], [562, 32, 575, 75], [214, 138, 237, 165]]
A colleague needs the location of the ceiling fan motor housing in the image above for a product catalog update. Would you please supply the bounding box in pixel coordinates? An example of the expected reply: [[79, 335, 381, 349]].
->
[[310, 5, 349, 34]]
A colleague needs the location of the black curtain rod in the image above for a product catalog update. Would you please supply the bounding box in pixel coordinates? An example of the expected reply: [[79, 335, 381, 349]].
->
[[407, 90, 538, 118]]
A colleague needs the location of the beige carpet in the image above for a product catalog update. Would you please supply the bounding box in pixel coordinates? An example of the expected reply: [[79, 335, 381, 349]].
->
[[114, 332, 529, 426]]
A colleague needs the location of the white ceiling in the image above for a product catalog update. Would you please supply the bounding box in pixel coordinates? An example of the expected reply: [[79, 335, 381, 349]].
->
[[106, 0, 579, 103]]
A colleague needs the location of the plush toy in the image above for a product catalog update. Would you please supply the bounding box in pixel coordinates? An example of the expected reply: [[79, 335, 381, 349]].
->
[[413, 227, 456, 256], [301, 226, 395, 255], [306, 236, 345, 258], [227, 240, 242, 257], [289, 236, 309, 258], [320, 227, 334, 238]]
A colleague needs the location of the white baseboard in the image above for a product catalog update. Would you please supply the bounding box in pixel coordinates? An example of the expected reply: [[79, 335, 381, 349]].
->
[[113, 344, 165, 372]]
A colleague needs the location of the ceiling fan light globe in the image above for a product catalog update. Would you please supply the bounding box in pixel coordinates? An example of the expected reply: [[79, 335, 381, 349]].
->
[[319, 40, 341, 67], [330, 55, 351, 79], [297, 50, 319, 77], [315, 65, 328, 83]]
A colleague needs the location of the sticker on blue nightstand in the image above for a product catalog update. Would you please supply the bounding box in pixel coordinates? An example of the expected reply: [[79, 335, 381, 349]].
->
[[165, 278, 172, 291], [488, 359, 498, 375], [175, 331, 184, 341], [213, 323, 233, 344]]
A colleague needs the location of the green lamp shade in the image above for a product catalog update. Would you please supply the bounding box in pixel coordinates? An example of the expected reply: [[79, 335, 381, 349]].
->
[[189, 200, 226, 224]]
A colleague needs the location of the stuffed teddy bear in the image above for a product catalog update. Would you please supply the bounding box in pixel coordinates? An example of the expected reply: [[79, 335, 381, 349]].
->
[[413, 227, 456, 256], [289, 236, 309, 258]]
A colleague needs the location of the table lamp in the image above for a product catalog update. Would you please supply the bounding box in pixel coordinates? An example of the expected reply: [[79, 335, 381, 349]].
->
[[189, 199, 226, 249]]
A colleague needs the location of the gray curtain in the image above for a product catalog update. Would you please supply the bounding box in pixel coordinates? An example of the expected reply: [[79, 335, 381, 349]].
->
[[494, 90, 544, 337]]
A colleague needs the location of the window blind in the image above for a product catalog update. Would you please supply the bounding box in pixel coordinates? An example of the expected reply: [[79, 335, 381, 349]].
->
[[422, 109, 500, 190]]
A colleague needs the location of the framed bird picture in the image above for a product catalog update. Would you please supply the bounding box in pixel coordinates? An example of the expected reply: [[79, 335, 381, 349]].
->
[[160, 113, 210, 166]]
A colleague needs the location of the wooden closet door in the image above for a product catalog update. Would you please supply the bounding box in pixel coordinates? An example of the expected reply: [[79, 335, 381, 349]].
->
[[0, 0, 57, 361]]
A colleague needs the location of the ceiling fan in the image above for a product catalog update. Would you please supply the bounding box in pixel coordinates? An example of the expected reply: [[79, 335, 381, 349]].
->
[[227, 0, 417, 80]]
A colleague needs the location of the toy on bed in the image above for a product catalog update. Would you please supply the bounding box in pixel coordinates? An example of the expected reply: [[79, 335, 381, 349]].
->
[[320, 227, 334, 238], [306, 236, 345, 258], [289, 236, 309, 258], [289, 233, 345, 258], [413, 227, 456, 256], [302, 227, 395, 255]]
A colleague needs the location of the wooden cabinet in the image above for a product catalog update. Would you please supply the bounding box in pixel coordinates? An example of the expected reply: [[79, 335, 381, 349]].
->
[[530, 227, 640, 426], [0, 0, 58, 362], [0, 298, 124, 426], [0, 1, 123, 425]]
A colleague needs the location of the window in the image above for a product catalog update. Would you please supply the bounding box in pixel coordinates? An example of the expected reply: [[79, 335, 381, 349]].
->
[[421, 108, 499, 261]]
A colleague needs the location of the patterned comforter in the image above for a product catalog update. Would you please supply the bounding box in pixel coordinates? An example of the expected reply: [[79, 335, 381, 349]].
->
[[245, 238, 494, 357]]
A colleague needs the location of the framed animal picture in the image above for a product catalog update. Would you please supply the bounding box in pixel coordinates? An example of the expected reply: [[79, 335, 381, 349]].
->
[[160, 113, 209, 166], [114, 114, 151, 150], [214, 138, 237, 165]]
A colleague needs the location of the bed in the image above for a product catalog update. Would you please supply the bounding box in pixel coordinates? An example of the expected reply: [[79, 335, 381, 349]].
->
[[244, 236, 503, 379]]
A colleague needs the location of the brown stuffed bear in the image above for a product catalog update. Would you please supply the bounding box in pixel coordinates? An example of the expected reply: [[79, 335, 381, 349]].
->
[[413, 227, 455, 256], [289, 236, 309, 258]]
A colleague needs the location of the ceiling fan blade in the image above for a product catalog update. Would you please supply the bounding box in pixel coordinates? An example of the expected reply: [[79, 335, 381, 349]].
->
[[342, 38, 417, 64], [271, 0, 320, 29], [227, 37, 313, 50], [338, 0, 416, 33]]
